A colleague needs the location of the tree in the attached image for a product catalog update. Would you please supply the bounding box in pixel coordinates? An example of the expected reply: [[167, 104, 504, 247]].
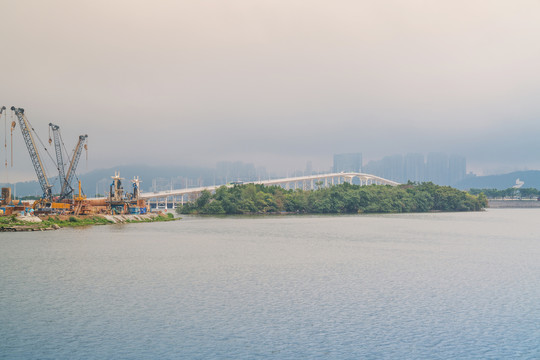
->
[[202, 200, 226, 214], [196, 190, 212, 208], [412, 191, 434, 212]]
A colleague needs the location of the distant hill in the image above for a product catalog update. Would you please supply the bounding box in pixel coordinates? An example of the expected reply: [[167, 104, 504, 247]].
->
[[0, 165, 216, 197], [454, 170, 540, 190], [7, 166, 540, 197]]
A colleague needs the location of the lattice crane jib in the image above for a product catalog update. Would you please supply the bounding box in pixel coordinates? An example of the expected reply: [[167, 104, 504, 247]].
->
[[49, 123, 67, 194], [10, 107, 52, 200], [61, 134, 88, 199]]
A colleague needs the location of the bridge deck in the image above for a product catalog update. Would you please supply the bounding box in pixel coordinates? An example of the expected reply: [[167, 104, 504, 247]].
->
[[139, 172, 399, 200]]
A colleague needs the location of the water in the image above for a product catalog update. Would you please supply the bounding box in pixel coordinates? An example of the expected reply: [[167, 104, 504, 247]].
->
[[1, 209, 540, 359]]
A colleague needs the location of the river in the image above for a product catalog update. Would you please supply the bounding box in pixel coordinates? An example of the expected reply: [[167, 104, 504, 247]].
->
[[1, 209, 539, 359]]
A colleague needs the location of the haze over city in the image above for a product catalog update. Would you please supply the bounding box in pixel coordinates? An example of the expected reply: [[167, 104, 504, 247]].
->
[[2, 0, 540, 182], [4, 3, 540, 359]]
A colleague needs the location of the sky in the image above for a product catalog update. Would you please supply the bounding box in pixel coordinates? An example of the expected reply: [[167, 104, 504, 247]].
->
[[1, 0, 540, 182]]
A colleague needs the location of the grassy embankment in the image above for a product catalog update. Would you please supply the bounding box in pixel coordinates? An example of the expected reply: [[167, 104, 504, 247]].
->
[[0, 213, 176, 231]]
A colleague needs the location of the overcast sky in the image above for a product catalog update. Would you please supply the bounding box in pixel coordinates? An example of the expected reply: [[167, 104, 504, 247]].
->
[[2, 0, 540, 181]]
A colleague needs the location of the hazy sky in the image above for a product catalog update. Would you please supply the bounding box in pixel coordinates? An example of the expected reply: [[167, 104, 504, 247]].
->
[[2, 0, 540, 181]]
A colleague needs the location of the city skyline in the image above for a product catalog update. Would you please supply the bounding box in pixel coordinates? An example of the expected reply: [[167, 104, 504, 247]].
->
[[0, 151, 473, 196]]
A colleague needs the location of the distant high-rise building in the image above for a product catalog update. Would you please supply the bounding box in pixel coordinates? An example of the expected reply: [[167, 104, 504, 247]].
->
[[360, 152, 466, 185], [382, 155, 404, 183], [448, 155, 466, 185], [404, 153, 425, 182], [333, 153, 362, 173], [426, 153, 449, 185]]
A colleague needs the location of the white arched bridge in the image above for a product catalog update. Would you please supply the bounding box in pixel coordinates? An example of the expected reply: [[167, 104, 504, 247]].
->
[[140, 172, 400, 210]]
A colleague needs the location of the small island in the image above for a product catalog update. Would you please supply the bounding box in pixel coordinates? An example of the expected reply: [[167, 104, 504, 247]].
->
[[177, 182, 487, 215]]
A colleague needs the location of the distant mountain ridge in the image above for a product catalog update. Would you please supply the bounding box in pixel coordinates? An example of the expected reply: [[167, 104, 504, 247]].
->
[[454, 170, 540, 190], [4, 166, 540, 196], [0, 165, 216, 197]]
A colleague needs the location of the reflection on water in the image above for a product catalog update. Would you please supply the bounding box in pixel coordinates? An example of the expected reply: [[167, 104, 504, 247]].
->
[[1, 209, 540, 359]]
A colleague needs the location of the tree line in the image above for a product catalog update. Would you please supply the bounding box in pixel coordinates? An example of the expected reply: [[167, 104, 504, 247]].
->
[[177, 182, 487, 215], [468, 187, 540, 199]]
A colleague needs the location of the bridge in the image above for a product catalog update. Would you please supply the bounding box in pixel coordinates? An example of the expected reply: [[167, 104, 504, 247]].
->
[[139, 172, 400, 210]]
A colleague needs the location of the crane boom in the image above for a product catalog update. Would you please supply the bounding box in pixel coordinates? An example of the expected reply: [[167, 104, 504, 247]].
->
[[10, 107, 52, 200], [49, 123, 67, 196], [61, 134, 88, 199]]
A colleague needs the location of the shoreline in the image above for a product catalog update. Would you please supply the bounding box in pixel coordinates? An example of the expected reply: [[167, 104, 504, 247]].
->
[[487, 199, 540, 208], [0, 213, 178, 232], [178, 208, 488, 218]]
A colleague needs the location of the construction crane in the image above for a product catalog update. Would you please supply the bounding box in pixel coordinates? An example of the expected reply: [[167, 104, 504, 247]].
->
[[48, 123, 67, 195], [60, 134, 88, 200], [1, 106, 5, 168], [48, 123, 86, 200], [48, 123, 89, 200], [10, 107, 53, 201]]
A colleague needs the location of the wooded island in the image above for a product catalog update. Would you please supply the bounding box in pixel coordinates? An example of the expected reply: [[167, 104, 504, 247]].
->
[[177, 182, 487, 215]]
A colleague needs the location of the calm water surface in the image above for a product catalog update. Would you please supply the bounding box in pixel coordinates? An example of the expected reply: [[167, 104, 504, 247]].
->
[[1, 209, 540, 359]]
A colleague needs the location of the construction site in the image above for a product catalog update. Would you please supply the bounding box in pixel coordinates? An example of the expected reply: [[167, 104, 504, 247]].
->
[[0, 106, 149, 217]]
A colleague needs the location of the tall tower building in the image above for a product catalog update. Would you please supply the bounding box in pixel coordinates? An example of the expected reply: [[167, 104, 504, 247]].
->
[[333, 153, 362, 173], [404, 153, 425, 182], [381, 155, 404, 183], [426, 153, 449, 185], [448, 155, 466, 185]]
